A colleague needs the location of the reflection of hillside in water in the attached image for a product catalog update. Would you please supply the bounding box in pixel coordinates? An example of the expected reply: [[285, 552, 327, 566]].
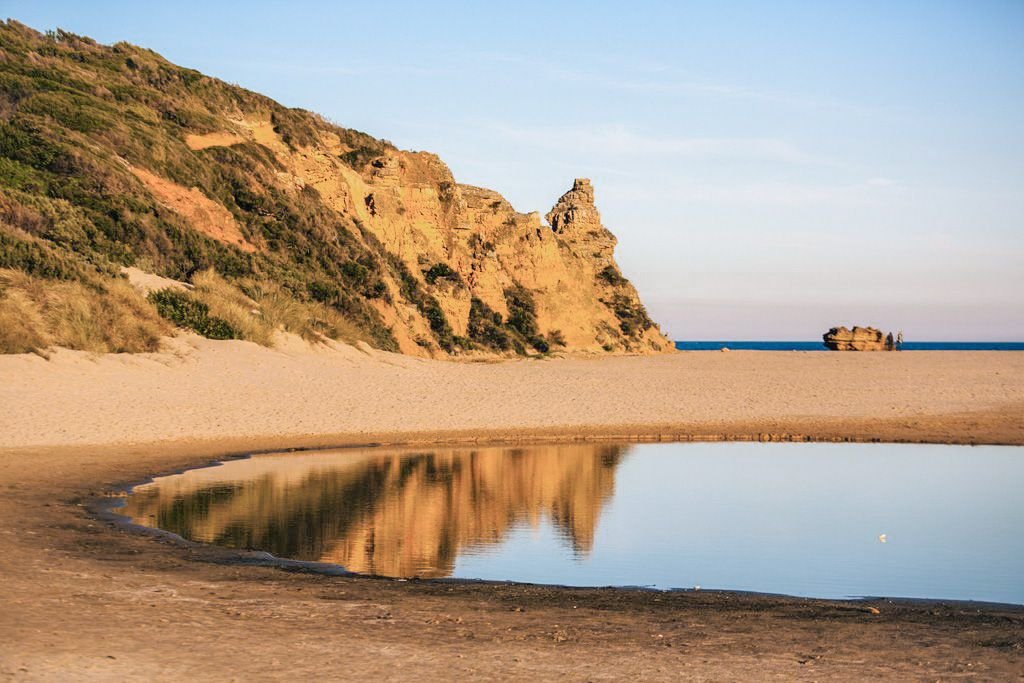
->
[[121, 444, 628, 578]]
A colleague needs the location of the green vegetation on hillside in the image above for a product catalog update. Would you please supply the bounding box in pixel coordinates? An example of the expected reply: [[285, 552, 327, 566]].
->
[[596, 264, 627, 287], [422, 262, 461, 286], [466, 290, 563, 356], [0, 21, 401, 353], [0, 267, 169, 354], [147, 288, 236, 340], [601, 293, 655, 337], [594, 264, 655, 337], [467, 297, 514, 351], [503, 284, 550, 353]]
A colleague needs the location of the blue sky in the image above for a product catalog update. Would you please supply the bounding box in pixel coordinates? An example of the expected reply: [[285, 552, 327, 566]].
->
[[5, 1, 1023, 339]]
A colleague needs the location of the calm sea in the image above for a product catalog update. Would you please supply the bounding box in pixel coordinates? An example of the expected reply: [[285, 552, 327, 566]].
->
[[675, 341, 1024, 351]]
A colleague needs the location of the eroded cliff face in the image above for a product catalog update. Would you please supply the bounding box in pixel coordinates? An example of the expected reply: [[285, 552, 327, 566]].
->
[[190, 119, 669, 356], [0, 22, 670, 357]]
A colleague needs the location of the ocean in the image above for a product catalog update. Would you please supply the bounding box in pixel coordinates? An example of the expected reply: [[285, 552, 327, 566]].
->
[[674, 341, 1024, 351]]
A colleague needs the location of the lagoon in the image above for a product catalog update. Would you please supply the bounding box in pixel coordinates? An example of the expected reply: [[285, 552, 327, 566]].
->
[[119, 442, 1024, 604]]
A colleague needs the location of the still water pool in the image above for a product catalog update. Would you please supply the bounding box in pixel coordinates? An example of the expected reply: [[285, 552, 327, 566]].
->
[[119, 442, 1024, 603]]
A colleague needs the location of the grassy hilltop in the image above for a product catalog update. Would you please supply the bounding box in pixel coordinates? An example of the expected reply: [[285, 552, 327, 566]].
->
[[0, 21, 668, 356]]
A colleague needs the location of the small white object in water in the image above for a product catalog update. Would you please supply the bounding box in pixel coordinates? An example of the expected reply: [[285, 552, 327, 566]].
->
[[694, 584, 700, 590], [878, 534, 887, 543]]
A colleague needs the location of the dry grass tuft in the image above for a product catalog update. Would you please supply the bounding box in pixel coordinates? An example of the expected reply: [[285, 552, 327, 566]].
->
[[0, 269, 170, 354], [190, 270, 274, 346], [0, 265, 374, 355], [0, 283, 48, 353], [190, 270, 369, 347]]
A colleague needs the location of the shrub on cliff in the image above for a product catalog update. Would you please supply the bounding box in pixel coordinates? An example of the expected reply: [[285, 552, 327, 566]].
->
[[423, 262, 461, 286], [148, 288, 235, 340], [597, 265, 627, 287], [504, 284, 549, 353], [546, 329, 567, 348], [467, 297, 512, 351], [602, 294, 654, 337]]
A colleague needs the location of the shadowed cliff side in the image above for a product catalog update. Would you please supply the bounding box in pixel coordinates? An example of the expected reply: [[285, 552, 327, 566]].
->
[[0, 21, 669, 356]]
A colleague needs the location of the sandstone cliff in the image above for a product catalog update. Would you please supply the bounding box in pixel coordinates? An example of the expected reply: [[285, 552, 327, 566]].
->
[[0, 22, 669, 357], [188, 124, 670, 355]]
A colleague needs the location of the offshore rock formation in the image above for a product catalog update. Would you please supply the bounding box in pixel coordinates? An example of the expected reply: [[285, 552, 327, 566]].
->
[[823, 326, 889, 351], [0, 21, 670, 357]]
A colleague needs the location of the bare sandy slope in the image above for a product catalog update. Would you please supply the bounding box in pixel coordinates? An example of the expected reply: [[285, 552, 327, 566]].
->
[[1, 340, 1023, 680], [2, 335, 1023, 450]]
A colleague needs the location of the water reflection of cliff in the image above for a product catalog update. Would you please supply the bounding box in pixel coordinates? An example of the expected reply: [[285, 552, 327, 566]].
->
[[121, 444, 628, 578]]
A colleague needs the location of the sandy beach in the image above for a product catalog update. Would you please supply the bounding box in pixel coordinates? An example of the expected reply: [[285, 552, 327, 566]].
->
[[3, 335, 1023, 450], [1, 339, 1023, 679]]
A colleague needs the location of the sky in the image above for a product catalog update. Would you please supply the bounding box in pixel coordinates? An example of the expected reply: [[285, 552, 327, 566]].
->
[[4, 1, 1023, 340]]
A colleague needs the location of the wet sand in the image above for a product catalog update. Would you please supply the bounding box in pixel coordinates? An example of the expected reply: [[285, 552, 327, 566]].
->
[[1, 339, 1022, 679]]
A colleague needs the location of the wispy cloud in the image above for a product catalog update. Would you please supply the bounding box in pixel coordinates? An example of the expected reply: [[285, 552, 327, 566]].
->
[[231, 49, 889, 116], [475, 52, 890, 116], [485, 122, 822, 165], [601, 178, 903, 208], [221, 59, 447, 78]]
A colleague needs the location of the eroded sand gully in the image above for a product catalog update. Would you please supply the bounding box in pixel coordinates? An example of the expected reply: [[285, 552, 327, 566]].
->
[[1, 340, 1023, 679]]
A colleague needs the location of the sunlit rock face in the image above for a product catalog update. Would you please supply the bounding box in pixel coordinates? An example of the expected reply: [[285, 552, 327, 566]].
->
[[823, 326, 890, 351], [194, 132, 670, 354], [345, 160, 671, 354], [546, 178, 616, 263], [120, 445, 627, 578]]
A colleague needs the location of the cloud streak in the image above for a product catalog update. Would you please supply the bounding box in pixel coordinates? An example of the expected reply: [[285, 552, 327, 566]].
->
[[602, 178, 902, 208], [476, 52, 890, 117], [484, 122, 822, 165]]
